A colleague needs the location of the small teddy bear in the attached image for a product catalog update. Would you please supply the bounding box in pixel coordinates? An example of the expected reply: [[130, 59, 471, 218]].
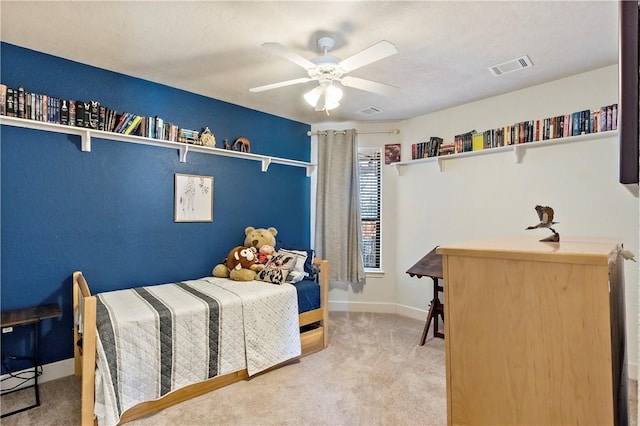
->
[[257, 244, 275, 264]]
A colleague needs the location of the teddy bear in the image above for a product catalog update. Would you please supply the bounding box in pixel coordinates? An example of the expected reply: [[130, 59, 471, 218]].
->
[[212, 226, 279, 281], [243, 226, 278, 250]]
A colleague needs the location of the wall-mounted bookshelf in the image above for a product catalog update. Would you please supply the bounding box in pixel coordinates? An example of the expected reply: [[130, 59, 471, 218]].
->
[[392, 130, 618, 175], [0, 116, 316, 176]]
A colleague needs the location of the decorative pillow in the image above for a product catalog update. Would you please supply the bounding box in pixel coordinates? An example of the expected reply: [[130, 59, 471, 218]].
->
[[257, 252, 297, 284], [280, 248, 314, 277], [278, 248, 308, 277]]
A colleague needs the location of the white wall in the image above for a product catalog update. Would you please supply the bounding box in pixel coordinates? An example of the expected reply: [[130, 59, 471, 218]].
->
[[313, 64, 639, 376]]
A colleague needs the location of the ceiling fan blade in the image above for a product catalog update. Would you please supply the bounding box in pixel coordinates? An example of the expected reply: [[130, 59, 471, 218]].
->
[[338, 40, 398, 73], [340, 76, 398, 96], [262, 42, 317, 69], [249, 77, 311, 93]]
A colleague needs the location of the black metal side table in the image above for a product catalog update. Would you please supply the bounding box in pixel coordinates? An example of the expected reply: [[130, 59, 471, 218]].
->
[[1, 303, 62, 417]]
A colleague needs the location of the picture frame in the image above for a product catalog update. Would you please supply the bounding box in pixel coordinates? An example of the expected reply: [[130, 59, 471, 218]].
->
[[174, 173, 213, 222], [384, 143, 401, 164]]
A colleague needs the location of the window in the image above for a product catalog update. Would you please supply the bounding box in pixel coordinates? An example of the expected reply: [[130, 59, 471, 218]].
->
[[358, 148, 382, 270]]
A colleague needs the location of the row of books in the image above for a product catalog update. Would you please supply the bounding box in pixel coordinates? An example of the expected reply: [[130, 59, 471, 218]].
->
[[0, 84, 204, 143], [411, 137, 443, 160], [411, 103, 618, 159], [471, 104, 618, 151]]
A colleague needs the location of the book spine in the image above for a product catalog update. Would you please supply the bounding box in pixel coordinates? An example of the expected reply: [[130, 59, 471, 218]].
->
[[98, 106, 106, 130], [114, 112, 129, 133], [43, 95, 50, 122], [35, 94, 41, 121], [123, 115, 142, 135], [0, 84, 6, 116], [68, 100, 76, 126], [17, 87, 25, 118], [89, 101, 99, 129], [55, 97, 60, 124], [23, 90, 30, 120], [6, 87, 15, 117], [571, 112, 580, 136], [104, 108, 114, 131], [75, 101, 84, 127], [611, 103, 618, 130], [60, 99, 69, 125], [155, 117, 164, 139], [581, 110, 590, 134]]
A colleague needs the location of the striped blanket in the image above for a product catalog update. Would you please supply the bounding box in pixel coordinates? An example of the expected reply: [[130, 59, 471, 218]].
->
[[93, 277, 300, 426]]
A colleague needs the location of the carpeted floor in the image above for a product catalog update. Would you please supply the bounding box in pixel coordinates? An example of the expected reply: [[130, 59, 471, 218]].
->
[[1, 311, 637, 425]]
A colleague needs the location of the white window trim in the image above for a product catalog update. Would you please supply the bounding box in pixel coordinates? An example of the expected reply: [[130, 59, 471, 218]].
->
[[359, 146, 383, 272]]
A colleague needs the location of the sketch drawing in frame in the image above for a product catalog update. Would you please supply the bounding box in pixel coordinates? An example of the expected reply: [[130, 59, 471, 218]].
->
[[174, 174, 213, 222]]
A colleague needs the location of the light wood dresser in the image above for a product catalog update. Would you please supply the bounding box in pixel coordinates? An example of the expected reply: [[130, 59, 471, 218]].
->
[[437, 236, 628, 425]]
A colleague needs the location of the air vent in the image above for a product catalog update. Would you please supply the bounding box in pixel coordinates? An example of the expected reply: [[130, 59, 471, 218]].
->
[[357, 106, 383, 116], [489, 55, 534, 77]]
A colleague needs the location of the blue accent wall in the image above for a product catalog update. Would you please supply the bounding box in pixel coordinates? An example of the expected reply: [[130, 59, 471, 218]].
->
[[1, 43, 311, 370]]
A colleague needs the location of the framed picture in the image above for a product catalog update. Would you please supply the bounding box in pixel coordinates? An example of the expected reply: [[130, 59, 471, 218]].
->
[[384, 143, 401, 164], [174, 174, 213, 222]]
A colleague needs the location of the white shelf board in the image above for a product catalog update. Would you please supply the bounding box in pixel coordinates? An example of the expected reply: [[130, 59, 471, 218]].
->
[[0, 116, 316, 176], [392, 130, 618, 175]]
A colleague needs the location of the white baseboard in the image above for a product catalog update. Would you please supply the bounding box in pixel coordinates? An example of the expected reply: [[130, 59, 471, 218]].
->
[[4, 307, 638, 385], [328, 300, 639, 381], [328, 300, 397, 314], [1, 358, 75, 390]]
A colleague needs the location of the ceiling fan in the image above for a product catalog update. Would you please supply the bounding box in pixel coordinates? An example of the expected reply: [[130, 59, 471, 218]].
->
[[249, 36, 399, 112]]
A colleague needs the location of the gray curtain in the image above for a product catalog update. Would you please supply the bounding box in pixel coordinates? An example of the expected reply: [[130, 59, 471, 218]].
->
[[315, 129, 366, 284]]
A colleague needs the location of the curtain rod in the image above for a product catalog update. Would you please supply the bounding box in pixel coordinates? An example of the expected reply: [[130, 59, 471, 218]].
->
[[307, 129, 400, 136]]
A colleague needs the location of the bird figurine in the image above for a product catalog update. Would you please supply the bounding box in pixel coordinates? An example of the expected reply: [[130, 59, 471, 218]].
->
[[620, 247, 637, 262], [526, 205, 559, 242]]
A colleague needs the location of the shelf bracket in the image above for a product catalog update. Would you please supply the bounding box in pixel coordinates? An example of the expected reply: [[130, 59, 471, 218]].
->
[[392, 163, 405, 176], [305, 164, 316, 177], [179, 145, 189, 163], [81, 130, 91, 152], [261, 157, 272, 172], [514, 146, 525, 164], [437, 158, 446, 172]]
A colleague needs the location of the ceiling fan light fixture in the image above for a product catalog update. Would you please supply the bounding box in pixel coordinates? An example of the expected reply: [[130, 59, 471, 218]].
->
[[304, 83, 343, 111], [324, 84, 343, 108], [304, 86, 323, 107]]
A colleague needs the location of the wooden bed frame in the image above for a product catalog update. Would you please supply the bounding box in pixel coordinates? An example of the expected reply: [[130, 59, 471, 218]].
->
[[72, 258, 329, 426]]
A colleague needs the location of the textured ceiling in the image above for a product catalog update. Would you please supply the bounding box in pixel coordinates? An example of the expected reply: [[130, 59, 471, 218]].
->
[[0, 1, 620, 125]]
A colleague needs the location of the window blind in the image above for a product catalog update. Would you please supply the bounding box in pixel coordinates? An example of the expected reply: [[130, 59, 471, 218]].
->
[[358, 148, 382, 269]]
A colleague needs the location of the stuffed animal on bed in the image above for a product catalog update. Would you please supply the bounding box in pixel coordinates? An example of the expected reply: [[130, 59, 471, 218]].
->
[[243, 226, 278, 250], [213, 245, 263, 281], [212, 226, 279, 281], [226, 246, 258, 271], [257, 244, 275, 264]]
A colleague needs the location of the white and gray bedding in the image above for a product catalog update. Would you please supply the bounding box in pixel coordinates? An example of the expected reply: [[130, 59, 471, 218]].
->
[[93, 277, 301, 426]]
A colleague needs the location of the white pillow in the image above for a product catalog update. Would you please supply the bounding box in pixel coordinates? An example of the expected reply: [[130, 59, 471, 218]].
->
[[285, 270, 306, 284], [278, 248, 308, 277]]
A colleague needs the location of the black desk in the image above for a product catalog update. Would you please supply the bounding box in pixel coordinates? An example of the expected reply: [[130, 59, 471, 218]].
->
[[406, 247, 444, 345], [1, 303, 62, 417]]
